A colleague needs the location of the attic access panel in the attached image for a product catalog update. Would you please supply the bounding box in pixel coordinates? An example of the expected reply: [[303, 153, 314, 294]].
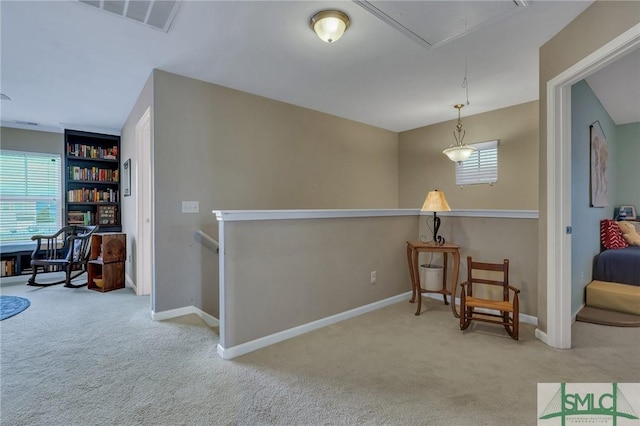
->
[[356, 0, 527, 49]]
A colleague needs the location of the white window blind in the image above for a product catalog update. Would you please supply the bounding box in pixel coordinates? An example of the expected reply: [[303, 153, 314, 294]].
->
[[455, 140, 498, 185], [0, 150, 62, 244]]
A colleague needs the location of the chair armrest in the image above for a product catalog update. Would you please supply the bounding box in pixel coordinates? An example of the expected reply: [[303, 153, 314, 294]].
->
[[30, 226, 75, 260], [460, 281, 470, 288], [508, 285, 520, 294]]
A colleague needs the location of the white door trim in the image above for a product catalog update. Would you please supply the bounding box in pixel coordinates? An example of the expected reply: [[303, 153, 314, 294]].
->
[[135, 107, 154, 298], [545, 23, 640, 349]]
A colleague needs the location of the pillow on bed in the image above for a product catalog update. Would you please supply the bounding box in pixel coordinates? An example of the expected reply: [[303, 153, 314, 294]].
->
[[600, 219, 628, 249], [618, 220, 640, 246]]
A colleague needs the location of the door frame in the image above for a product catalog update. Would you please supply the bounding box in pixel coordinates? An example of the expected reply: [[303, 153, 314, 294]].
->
[[544, 24, 640, 349], [135, 107, 154, 299]]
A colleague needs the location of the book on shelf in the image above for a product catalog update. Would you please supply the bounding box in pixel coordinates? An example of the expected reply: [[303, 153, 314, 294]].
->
[[1, 258, 16, 277], [67, 211, 94, 225], [67, 188, 119, 203], [67, 144, 118, 160], [68, 166, 119, 182]]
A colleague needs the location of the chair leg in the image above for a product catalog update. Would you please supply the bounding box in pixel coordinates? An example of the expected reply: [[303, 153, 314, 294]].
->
[[26, 266, 62, 287], [26, 267, 38, 286], [460, 289, 471, 331], [63, 266, 87, 288]]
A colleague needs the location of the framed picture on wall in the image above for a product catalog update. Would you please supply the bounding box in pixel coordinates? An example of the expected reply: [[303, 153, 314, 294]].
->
[[619, 205, 637, 220], [123, 159, 131, 197], [590, 122, 608, 207]]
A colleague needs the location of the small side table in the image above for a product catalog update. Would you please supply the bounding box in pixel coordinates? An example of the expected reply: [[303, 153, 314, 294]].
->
[[406, 241, 461, 317], [87, 233, 126, 292]]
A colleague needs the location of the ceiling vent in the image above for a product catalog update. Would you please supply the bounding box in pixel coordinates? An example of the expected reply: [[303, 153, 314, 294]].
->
[[76, 0, 182, 32]]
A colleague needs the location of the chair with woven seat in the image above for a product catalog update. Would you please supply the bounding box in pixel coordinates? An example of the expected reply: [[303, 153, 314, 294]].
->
[[27, 225, 98, 288], [459, 256, 520, 340]]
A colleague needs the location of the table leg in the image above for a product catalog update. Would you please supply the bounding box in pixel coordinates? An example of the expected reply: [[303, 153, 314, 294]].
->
[[413, 248, 422, 315], [442, 252, 449, 306], [407, 244, 417, 303]]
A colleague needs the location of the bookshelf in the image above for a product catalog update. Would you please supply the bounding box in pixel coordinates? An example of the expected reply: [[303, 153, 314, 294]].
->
[[65, 129, 121, 232]]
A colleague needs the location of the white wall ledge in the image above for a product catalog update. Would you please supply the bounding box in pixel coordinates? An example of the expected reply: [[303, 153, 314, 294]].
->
[[214, 208, 538, 222], [214, 209, 418, 222], [434, 209, 539, 219]]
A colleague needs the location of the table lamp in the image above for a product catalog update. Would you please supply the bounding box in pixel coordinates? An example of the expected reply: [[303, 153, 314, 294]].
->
[[420, 189, 451, 245]]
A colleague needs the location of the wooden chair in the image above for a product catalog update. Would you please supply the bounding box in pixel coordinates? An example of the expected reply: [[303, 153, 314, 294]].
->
[[27, 225, 99, 288], [459, 256, 520, 340]]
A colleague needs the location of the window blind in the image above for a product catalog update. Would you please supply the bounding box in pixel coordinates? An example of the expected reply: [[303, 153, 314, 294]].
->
[[455, 140, 498, 185], [0, 150, 62, 244]]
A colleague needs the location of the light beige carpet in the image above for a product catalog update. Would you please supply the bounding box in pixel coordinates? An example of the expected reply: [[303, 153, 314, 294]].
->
[[1, 282, 639, 425]]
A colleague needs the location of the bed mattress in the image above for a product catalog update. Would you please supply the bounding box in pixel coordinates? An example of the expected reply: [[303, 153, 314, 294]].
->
[[593, 246, 640, 286]]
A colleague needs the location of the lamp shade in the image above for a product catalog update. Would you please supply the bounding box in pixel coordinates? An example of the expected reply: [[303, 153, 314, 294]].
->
[[421, 190, 452, 212], [310, 10, 350, 43], [443, 145, 477, 163]]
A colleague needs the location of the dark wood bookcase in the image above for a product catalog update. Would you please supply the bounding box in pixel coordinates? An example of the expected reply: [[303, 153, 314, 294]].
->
[[64, 129, 121, 232]]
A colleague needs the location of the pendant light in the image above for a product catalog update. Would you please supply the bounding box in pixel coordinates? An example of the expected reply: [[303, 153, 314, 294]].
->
[[443, 104, 476, 163]]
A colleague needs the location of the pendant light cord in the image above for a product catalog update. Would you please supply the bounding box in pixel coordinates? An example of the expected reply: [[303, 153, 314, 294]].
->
[[462, 57, 470, 106]]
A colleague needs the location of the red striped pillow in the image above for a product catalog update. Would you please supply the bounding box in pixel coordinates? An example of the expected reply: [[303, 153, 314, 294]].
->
[[600, 219, 628, 249]]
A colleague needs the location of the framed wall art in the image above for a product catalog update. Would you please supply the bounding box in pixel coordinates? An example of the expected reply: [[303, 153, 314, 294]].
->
[[123, 158, 131, 197], [590, 122, 608, 207]]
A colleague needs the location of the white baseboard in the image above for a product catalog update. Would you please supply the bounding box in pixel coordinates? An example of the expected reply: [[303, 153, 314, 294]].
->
[[535, 328, 548, 345], [152, 305, 219, 327], [217, 291, 413, 360], [423, 293, 538, 326], [125, 273, 137, 294]]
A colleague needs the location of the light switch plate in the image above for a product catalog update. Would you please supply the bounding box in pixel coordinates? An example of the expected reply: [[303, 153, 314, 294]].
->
[[182, 201, 199, 213]]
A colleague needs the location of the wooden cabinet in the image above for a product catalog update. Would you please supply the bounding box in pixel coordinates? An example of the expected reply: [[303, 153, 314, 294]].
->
[[87, 233, 126, 292], [65, 129, 121, 232]]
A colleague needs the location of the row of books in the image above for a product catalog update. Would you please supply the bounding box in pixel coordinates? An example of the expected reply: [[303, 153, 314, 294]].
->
[[1, 258, 17, 277], [68, 166, 119, 183], [68, 211, 94, 226], [67, 144, 118, 160], [67, 188, 119, 203], [68, 207, 119, 226]]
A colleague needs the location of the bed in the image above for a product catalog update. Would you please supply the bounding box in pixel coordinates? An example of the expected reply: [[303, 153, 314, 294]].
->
[[593, 246, 640, 286]]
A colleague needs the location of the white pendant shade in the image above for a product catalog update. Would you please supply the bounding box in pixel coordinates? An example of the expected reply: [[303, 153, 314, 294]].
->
[[443, 145, 477, 163], [310, 11, 350, 43]]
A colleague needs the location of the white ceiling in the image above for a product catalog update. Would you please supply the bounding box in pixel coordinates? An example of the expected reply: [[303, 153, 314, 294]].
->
[[1, 0, 635, 136]]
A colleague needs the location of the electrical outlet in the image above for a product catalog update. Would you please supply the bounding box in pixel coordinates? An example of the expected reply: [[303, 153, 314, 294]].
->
[[370, 271, 377, 284]]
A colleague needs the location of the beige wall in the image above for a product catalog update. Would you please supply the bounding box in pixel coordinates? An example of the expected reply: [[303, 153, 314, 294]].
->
[[421, 215, 538, 317], [0, 127, 63, 156], [151, 70, 399, 314], [538, 1, 640, 332], [398, 101, 539, 210], [221, 215, 417, 348]]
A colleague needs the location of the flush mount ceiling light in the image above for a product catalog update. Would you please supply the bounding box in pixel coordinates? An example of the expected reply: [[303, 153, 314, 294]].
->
[[443, 104, 477, 163], [310, 10, 350, 43]]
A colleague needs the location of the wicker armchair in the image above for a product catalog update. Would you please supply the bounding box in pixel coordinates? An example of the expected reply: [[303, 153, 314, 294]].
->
[[27, 225, 98, 288]]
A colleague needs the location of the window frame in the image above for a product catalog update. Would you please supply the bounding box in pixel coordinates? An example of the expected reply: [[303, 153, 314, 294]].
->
[[454, 140, 499, 186], [0, 149, 63, 246]]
